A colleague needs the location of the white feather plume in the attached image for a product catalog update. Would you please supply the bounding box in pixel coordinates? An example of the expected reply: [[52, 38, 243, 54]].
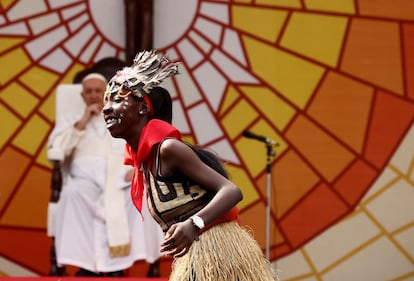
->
[[110, 49, 179, 96]]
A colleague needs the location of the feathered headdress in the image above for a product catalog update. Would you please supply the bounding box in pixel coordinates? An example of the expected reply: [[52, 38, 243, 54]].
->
[[105, 49, 180, 98]]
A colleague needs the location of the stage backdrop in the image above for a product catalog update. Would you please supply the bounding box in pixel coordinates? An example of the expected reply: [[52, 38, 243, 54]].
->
[[1, 0, 414, 280]]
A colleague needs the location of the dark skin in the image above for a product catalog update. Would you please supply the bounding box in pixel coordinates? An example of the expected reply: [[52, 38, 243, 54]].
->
[[103, 90, 243, 258]]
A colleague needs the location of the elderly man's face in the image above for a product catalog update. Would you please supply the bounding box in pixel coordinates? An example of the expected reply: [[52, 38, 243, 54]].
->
[[81, 78, 106, 108]]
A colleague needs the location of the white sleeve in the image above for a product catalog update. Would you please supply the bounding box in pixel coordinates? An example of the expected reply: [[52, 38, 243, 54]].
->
[[110, 137, 132, 189], [116, 166, 133, 189], [47, 114, 85, 161]]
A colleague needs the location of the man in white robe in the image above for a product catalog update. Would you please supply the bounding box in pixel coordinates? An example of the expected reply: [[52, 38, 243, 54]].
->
[[47, 73, 164, 276]]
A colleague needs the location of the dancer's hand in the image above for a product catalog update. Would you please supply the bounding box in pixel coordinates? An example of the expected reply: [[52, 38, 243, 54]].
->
[[160, 220, 198, 257]]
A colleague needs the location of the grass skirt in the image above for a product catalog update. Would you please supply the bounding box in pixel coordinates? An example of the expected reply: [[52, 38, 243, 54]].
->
[[169, 221, 278, 281]]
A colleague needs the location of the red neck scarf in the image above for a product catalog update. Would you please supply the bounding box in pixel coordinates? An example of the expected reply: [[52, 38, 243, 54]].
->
[[124, 119, 181, 213]]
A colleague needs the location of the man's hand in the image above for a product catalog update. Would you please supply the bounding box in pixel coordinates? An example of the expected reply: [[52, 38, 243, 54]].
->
[[75, 103, 101, 130], [124, 168, 134, 181], [87, 103, 102, 116]]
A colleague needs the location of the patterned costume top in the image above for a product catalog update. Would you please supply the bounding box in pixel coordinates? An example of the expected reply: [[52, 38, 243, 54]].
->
[[144, 140, 240, 232], [145, 147, 213, 232]]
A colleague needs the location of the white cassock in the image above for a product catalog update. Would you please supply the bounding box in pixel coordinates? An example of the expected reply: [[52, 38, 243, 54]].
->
[[47, 111, 164, 273]]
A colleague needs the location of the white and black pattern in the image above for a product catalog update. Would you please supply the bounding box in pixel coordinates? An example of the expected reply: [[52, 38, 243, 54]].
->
[[146, 171, 212, 232]]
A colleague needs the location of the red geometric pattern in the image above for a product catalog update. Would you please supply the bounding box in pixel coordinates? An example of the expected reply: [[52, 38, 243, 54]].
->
[[0, 0, 413, 277]]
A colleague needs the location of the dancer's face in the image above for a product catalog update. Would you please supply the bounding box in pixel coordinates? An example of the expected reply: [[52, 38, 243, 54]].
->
[[102, 84, 146, 139]]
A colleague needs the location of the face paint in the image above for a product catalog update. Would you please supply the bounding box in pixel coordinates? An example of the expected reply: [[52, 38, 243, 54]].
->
[[103, 92, 143, 139], [106, 49, 180, 100], [104, 82, 133, 101], [103, 50, 179, 139]]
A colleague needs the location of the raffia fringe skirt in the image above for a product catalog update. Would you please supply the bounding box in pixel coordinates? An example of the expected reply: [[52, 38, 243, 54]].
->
[[169, 221, 278, 281]]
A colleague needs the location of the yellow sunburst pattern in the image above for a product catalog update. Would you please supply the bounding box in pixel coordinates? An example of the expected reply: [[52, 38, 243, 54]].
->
[[0, 0, 413, 279]]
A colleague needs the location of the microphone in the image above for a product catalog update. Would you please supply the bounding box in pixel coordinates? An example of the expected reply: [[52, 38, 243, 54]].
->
[[242, 130, 278, 146]]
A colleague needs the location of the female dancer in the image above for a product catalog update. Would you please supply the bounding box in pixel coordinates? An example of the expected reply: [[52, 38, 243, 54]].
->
[[102, 49, 277, 281]]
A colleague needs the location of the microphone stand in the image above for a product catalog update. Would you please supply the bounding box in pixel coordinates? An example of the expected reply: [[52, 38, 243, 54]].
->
[[242, 130, 277, 260], [265, 142, 276, 261]]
